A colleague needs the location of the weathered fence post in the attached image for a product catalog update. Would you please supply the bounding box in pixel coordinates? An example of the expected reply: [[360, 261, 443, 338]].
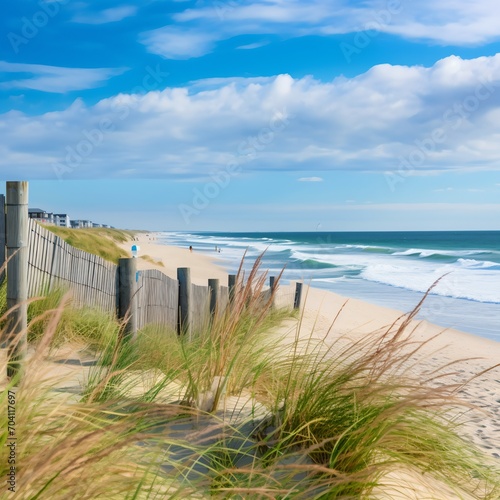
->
[[294, 282, 303, 310], [6, 181, 29, 379], [269, 276, 276, 308], [0, 194, 5, 284], [208, 278, 220, 318], [118, 258, 137, 340], [228, 274, 236, 303], [177, 268, 192, 338]]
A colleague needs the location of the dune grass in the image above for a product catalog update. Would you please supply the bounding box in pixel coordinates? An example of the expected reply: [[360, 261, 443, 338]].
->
[[1, 259, 499, 498], [83, 255, 290, 409], [24, 286, 119, 350], [43, 225, 134, 264], [140, 254, 165, 267], [249, 323, 498, 498]]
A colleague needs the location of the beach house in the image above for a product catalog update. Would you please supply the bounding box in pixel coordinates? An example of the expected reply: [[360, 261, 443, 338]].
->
[[54, 213, 71, 227]]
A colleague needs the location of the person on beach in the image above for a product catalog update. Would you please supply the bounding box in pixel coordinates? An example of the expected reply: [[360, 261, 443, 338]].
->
[[189, 245, 193, 252]]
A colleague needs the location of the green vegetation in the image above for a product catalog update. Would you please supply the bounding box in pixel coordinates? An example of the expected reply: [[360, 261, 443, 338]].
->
[[140, 254, 165, 267], [1, 259, 499, 499], [0, 280, 6, 318], [26, 287, 119, 349], [43, 225, 134, 264]]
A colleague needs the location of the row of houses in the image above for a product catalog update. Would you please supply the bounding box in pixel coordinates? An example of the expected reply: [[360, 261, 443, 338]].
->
[[28, 208, 112, 229]]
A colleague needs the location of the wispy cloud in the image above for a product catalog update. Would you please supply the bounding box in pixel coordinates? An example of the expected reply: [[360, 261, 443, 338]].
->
[[0, 61, 128, 93], [299, 177, 324, 182], [236, 41, 270, 50], [140, 0, 500, 59], [73, 6, 138, 24], [140, 27, 217, 59]]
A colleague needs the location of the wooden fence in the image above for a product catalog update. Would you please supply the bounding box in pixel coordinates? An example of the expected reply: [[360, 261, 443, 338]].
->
[[24, 220, 297, 336], [136, 269, 178, 331], [3, 181, 302, 379], [27, 219, 117, 313]]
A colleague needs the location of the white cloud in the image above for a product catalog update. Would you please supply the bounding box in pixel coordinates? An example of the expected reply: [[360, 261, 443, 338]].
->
[[2, 54, 500, 179], [383, 1, 500, 45], [236, 41, 270, 50], [141, 0, 500, 59], [0, 61, 128, 93], [73, 6, 138, 24], [140, 27, 217, 59], [298, 177, 324, 182]]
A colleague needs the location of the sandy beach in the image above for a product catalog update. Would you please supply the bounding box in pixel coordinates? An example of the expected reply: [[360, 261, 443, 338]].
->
[[121, 233, 500, 465], [121, 233, 228, 285]]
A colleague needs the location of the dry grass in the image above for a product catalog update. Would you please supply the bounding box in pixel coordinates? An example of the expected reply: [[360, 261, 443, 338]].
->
[[140, 255, 165, 267], [0, 302, 174, 499], [43, 225, 134, 264]]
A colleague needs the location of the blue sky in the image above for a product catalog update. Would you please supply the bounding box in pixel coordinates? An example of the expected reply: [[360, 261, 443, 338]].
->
[[2, 0, 500, 231]]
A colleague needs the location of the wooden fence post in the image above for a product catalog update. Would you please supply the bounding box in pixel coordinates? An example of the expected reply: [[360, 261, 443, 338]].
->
[[208, 278, 220, 318], [294, 282, 303, 310], [118, 258, 137, 340], [6, 181, 29, 379], [228, 274, 236, 303], [0, 194, 5, 284], [269, 276, 276, 308], [177, 268, 192, 337]]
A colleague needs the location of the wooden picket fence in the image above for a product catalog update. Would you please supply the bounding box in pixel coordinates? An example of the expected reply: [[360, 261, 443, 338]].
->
[[136, 269, 178, 331], [27, 220, 117, 313], [24, 220, 295, 335]]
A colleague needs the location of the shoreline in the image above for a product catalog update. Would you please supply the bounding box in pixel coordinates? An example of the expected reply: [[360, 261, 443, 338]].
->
[[154, 230, 500, 342], [121, 232, 227, 285], [120, 232, 500, 462]]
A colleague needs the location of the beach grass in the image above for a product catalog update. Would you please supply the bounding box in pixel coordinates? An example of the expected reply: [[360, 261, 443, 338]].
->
[[1, 262, 499, 498], [25, 287, 119, 350], [82, 256, 291, 409], [140, 254, 165, 267], [43, 225, 134, 264]]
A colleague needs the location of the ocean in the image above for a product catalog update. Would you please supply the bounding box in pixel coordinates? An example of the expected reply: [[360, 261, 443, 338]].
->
[[158, 231, 500, 342]]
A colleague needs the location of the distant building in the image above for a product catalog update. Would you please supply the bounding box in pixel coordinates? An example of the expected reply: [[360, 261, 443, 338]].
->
[[70, 220, 93, 228], [54, 213, 70, 227], [29, 209, 105, 230], [28, 208, 54, 224]]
